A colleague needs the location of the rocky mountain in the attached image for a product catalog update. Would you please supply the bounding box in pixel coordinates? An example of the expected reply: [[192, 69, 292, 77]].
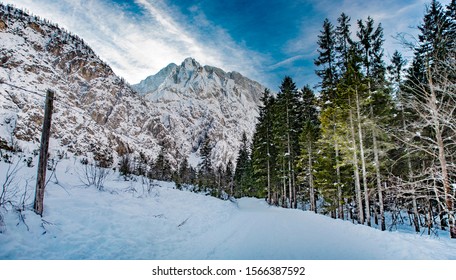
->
[[0, 4, 264, 169], [0, 4, 160, 166], [132, 58, 264, 167]]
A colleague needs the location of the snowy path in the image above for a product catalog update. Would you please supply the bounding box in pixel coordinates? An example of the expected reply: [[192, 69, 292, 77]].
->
[[1, 159, 456, 260], [173, 198, 456, 260]]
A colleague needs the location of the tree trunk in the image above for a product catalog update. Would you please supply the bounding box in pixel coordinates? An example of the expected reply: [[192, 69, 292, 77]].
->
[[428, 76, 455, 238], [355, 90, 370, 226], [266, 133, 271, 205], [348, 96, 364, 224], [371, 106, 385, 231], [399, 88, 420, 233], [411, 194, 420, 233], [282, 159, 286, 208], [435, 117, 455, 238], [334, 126, 343, 220], [308, 142, 316, 213]]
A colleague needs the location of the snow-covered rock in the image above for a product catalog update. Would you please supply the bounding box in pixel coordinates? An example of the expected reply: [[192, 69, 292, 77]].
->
[[0, 4, 265, 168], [0, 4, 160, 165], [132, 57, 264, 167]]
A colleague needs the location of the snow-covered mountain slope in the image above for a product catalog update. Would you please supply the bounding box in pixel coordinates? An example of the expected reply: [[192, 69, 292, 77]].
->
[[0, 4, 160, 164], [0, 4, 265, 168], [132, 57, 264, 167], [1, 156, 455, 260]]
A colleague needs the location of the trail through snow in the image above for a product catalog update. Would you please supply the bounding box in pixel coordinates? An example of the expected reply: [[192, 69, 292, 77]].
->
[[0, 158, 455, 260]]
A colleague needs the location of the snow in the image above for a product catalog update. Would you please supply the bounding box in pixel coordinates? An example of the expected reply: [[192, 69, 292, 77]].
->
[[1, 154, 456, 260], [188, 151, 202, 168], [131, 57, 264, 168]]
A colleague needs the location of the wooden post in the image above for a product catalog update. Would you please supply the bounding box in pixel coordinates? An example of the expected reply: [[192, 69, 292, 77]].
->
[[33, 89, 54, 216]]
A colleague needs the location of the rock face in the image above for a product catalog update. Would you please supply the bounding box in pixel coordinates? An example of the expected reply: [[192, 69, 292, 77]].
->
[[0, 4, 264, 168], [132, 58, 264, 167], [0, 4, 159, 166]]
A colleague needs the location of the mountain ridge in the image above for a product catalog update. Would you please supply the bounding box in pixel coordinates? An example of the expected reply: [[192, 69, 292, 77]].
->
[[132, 57, 264, 167], [0, 4, 265, 170]]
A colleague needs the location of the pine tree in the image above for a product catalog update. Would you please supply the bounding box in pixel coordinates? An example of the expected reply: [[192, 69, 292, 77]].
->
[[225, 160, 234, 197], [357, 16, 388, 227], [315, 18, 337, 96], [335, 13, 355, 77], [338, 47, 368, 225], [152, 148, 172, 181], [389, 50, 422, 232], [418, 0, 453, 65], [198, 135, 214, 188], [274, 76, 302, 208], [252, 89, 276, 203], [178, 156, 191, 184], [297, 86, 320, 212], [234, 132, 253, 197]]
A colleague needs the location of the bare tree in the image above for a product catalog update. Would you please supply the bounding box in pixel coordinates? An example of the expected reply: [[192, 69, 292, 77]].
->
[[402, 54, 456, 238]]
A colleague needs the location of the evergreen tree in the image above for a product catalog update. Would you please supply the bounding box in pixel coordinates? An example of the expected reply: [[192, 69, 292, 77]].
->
[[418, 0, 453, 65], [225, 160, 234, 196], [252, 89, 277, 202], [151, 148, 172, 181], [198, 135, 214, 188], [335, 13, 355, 77], [234, 132, 253, 197], [297, 86, 320, 212], [315, 18, 337, 97], [119, 154, 132, 178], [274, 76, 302, 208], [357, 16, 389, 227], [178, 156, 191, 184]]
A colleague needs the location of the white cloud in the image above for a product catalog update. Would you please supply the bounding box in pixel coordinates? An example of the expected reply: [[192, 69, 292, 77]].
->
[[267, 55, 308, 70], [5, 0, 267, 85]]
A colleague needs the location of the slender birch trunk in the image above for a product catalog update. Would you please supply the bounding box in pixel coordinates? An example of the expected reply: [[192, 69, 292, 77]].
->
[[371, 106, 385, 231], [355, 88, 370, 226], [349, 95, 364, 224], [428, 76, 455, 238], [308, 142, 316, 213]]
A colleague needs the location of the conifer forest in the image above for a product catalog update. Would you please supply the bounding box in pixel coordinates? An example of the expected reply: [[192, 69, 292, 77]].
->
[[183, 0, 456, 238]]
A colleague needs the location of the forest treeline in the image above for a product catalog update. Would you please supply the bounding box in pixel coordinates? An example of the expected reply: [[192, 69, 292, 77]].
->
[[182, 0, 455, 238], [1, 1, 454, 239], [76, 0, 455, 238]]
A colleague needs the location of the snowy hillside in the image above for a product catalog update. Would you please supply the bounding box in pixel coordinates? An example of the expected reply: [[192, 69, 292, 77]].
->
[[0, 4, 160, 164], [132, 57, 265, 167], [0, 4, 265, 169], [1, 154, 455, 260]]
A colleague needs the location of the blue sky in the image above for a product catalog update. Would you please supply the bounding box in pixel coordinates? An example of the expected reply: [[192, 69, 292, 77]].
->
[[6, 0, 451, 90]]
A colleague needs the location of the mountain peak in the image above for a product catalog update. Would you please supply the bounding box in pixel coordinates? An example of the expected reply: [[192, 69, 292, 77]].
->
[[181, 57, 200, 69], [131, 58, 265, 167]]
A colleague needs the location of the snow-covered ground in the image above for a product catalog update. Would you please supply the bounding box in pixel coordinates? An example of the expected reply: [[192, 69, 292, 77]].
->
[[1, 154, 455, 260]]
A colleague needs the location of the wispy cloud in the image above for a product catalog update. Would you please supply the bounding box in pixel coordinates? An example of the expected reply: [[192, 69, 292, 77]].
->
[[6, 0, 267, 85], [267, 55, 307, 70]]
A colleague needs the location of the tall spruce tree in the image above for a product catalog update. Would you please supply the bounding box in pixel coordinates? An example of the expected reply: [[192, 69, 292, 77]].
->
[[234, 132, 253, 197], [315, 18, 337, 98], [336, 13, 355, 77], [357, 16, 389, 227], [297, 86, 320, 212], [198, 135, 214, 188], [275, 76, 301, 208], [252, 89, 276, 203]]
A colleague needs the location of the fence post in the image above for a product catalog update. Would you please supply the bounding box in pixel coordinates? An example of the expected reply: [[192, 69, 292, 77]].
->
[[33, 89, 54, 216]]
